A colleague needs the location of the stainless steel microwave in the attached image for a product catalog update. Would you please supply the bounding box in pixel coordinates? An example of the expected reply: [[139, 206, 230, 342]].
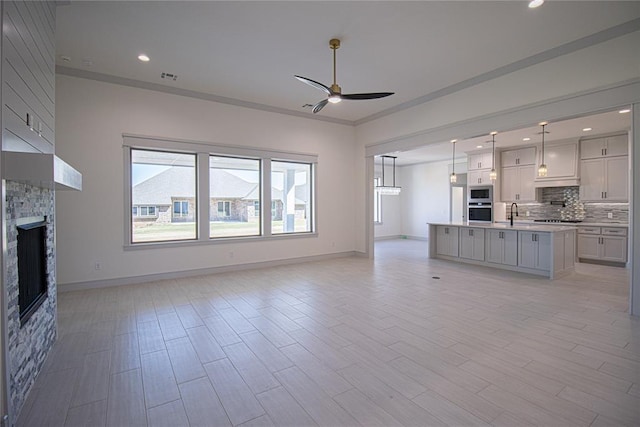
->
[[468, 186, 493, 204]]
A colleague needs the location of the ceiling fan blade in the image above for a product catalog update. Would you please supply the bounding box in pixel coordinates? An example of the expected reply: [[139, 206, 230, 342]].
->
[[312, 99, 329, 114], [340, 92, 394, 100], [295, 75, 332, 95]]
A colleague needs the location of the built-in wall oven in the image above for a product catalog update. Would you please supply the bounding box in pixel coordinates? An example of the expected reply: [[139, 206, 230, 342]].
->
[[468, 186, 493, 222], [468, 203, 492, 222]]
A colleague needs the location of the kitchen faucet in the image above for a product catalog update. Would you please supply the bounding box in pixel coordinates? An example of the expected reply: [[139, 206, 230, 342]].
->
[[509, 203, 519, 227]]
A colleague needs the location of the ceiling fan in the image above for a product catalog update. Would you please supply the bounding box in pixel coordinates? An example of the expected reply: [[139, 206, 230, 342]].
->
[[295, 39, 394, 114]]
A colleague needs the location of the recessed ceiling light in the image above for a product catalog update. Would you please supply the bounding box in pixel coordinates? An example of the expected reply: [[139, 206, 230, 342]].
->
[[476, 145, 483, 148], [523, 137, 531, 141], [60, 55, 71, 62], [619, 109, 631, 114], [138, 54, 150, 62], [583, 127, 592, 132], [528, 0, 544, 8]]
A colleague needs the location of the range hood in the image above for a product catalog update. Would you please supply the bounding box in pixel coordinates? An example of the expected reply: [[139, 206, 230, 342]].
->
[[533, 178, 580, 188], [2, 151, 82, 191]]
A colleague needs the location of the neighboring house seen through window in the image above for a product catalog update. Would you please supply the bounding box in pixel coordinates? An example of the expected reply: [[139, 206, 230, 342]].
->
[[131, 149, 197, 243]]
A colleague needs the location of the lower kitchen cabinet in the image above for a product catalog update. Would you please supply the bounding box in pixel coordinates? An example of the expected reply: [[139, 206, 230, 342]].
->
[[459, 227, 485, 261], [486, 229, 517, 266], [577, 226, 627, 264], [436, 225, 459, 257], [518, 231, 551, 271]]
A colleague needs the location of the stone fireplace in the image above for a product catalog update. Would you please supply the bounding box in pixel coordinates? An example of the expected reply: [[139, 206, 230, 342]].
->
[[4, 181, 57, 417]]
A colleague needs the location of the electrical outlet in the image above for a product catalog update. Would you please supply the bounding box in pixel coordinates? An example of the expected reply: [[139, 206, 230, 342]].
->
[[526, 211, 530, 217], [94, 262, 101, 270], [607, 212, 613, 219], [229, 251, 234, 259]]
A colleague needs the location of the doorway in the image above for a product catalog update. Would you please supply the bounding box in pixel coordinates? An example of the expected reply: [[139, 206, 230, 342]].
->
[[451, 179, 467, 223]]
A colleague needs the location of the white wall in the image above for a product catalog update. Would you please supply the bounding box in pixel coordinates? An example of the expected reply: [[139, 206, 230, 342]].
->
[[55, 75, 357, 286], [399, 160, 452, 240]]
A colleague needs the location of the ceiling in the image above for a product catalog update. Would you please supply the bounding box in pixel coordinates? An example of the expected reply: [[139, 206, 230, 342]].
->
[[56, 1, 640, 124], [389, 108, 632, 166]]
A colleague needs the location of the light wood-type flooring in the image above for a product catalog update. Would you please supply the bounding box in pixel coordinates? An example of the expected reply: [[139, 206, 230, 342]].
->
[[18, 239, 640, 426]]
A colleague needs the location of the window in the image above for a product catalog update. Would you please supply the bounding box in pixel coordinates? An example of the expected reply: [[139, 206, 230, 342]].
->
[[125, 136, 316, 246], [217, 201, 230, 217], [271, 161, 313, 234], [131, 149, 197, 243], [173, 201, 189, 217], [374, 178, 382, 223], [210, 156, 260, 238]]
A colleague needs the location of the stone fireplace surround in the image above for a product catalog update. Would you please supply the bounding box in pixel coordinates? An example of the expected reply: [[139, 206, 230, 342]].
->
[[4, 181, 57, 418]]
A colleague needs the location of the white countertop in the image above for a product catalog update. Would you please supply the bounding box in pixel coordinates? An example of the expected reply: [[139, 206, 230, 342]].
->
[[429, 222, 577, 233], [494, 220, 629, 228]]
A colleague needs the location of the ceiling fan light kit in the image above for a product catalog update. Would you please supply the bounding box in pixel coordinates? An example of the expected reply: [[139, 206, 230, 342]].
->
[[295, 38, 394, 114]]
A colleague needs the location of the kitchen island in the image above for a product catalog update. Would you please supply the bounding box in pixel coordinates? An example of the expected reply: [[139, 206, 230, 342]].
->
[[428, 222, 577, 279]]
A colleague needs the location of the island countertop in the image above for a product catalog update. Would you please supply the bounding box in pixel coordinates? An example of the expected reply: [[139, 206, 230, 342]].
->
[[428, 221, 577, 233]]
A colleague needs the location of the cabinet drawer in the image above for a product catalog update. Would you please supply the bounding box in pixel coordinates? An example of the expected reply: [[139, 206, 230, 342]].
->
[[602, 227, 627, 236], [578, 227, 601, 235]]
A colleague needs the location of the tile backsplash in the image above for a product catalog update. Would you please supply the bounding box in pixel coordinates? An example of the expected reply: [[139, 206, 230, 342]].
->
[[504, 186, 628, 223]]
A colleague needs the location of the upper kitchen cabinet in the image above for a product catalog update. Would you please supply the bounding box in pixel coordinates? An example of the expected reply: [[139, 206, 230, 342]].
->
[[580, 134, 628, 160], [534, 141, 579, 186], [501, 147, 535, 168], [579, 132, 628, 202], [2, 1, 55, 154], [501, 164, 536, 202], [580, 156, 628, 202], [467, 151, 494, 171]]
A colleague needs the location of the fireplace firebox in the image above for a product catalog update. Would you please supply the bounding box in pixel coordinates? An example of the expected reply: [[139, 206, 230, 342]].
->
[[17, 219, 48, 326]]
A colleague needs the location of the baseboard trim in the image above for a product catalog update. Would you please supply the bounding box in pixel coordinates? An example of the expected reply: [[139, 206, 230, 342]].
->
[[374, 235, 402, 241], [58, 251, 358, 292], [404, 235, 428, 241]]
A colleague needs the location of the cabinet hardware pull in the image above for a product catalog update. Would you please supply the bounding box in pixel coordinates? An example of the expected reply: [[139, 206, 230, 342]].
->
[[26, 113, 33, 130]]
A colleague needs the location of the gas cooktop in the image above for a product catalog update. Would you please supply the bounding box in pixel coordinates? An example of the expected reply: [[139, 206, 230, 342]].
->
[[533, 219, 583, 223]]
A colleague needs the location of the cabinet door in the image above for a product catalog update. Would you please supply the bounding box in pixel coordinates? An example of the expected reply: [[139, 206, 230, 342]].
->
[[517, 147, 536, 166], [605, 134, 628, 157], [542, 143, 577, 179], [482, 152, 496, 171], [503, 230, 518, 266], [578, 235, 600, 259], [485, 230, 503, 264], [437, 226, 459, 257], [518, 232, 537, 269], [468, 170, 483, 186], [604, 156, 628, 201], [581, 138, 605, 159], [480, 170, 493, 185], [601, 236, 627, 262], [459, 228, 474, 259], [501, 150, 519, 168], [501, 167, 518, 201], [536, 233, 551, 271], [579, 159, 604, 201], [518, 165, 536, 201], [468, 153, 483, 170]]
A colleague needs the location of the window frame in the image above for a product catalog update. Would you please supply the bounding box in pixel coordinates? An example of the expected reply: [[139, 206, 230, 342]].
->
[[270, 160, 314, 235], [123, 135, 318, 249], [373, 177, 382, 224]]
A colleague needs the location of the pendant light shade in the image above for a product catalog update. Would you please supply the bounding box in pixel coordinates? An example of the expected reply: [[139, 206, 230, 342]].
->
[[489, 131, 497, 182], [375, 155, 401, 195], [538, 122, 548, 177], [450, 140, 457, 183]]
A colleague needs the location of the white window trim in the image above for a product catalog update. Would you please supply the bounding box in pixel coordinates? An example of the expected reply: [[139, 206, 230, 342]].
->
[[123, 135, 318, 249]]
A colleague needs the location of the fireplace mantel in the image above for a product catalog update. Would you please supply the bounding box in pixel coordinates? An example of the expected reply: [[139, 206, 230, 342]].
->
[[1, 152, 82, 191]]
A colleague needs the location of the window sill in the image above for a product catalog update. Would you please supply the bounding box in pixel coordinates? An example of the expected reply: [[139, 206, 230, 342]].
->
[[124, 232, 318, 251]]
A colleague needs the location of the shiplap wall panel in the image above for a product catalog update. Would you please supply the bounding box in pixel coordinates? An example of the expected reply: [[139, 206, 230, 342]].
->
[[2, 0, 55, 154], [8, 1, 55, 91]]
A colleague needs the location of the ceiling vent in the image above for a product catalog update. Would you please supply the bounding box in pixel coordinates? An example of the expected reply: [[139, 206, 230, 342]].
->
[[161, 72, 178, 81]]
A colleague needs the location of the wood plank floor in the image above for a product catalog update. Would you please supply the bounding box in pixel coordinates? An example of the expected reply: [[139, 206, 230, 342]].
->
[[18, 239, 640, 426]]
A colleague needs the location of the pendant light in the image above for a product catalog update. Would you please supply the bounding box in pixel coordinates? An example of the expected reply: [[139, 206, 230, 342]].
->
[[489, 131, 498, 182], [376, 155, 401, 195], [450, 139, 457, 183], [538, 121, 548, 177]]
